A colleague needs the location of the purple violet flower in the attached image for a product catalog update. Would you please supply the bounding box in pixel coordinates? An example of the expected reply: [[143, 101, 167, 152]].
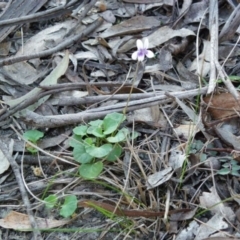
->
[[131, 38, 154, 62]]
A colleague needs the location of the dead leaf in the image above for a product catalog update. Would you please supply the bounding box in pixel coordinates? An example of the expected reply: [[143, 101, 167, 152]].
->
[[99, 15, 160, 38], [169, 147, 186, 172], [175, 97, 205, 133], [203, 92, 240, 120], [176, 220, 199, 240], [194, 214, 228, 240], [170, 208, 197, 221], [214, 126, 240, 151], [174, 122, 199, 139], [119, 26, 195, 53], [0, 211, 69, 231], [16, 20, 77, 57], [199, 187, 235, 221], [189, 40, 211, 77], [5, 51, 69, 117], [0, 138, 13, 174], [146, 167, 173, 189]]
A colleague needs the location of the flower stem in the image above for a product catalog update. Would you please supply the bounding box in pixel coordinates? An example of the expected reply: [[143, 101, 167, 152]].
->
[[123, 61, 140, 115]]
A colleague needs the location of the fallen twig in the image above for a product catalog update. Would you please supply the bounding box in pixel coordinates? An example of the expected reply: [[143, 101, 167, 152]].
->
[[24, 87, 208, 128], [0, 139, 43, 240]]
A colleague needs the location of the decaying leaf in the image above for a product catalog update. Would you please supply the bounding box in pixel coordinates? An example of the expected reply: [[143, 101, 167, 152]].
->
[[99, 15, 160, 38], [195, 214, 229, 240], [189, 40, 211, 77], [16, 20, 77, 57], [169, 147, 186, 171], [203, 92, 240, 120], [146, 167, 173, 189], [174, 122, 199, 139], [175, 97, 205, 133], [214, 126, 240, 151], [0, 211, 69, 231], [5, 51, 69, 116], [199, 187, 235, 221], [176, 220, 199, 240], [0, 139, 13, 174]]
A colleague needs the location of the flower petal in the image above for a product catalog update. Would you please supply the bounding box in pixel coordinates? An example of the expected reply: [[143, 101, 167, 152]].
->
[[131, 51, 138, 60], [136, 39, 143, 50], [143, 38, 149, 49], [138, 55, 145, 61], [146, 50, 154, 58]]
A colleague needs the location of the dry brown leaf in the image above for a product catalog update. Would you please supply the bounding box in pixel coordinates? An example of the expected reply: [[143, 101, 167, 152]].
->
[[0, 211, 69, 231], [203, 93, 240, 120], [99, 15, 160, 38]]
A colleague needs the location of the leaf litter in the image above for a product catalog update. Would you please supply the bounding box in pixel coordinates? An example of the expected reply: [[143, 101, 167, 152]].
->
[[0, 0, 240, 239]]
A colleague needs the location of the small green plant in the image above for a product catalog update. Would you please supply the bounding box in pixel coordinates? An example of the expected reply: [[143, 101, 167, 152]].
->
[[44, 194, 78, 218], [23, 130, 44, 153], [218, 158, 240, 177], [70, 112, 138, 179]]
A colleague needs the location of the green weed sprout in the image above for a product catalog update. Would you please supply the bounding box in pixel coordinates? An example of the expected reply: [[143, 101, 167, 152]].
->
[[44, 194, 78, 218], [23, 130, 44, 153], [70, 112, 138, 179], [218, 158, 240, 177]]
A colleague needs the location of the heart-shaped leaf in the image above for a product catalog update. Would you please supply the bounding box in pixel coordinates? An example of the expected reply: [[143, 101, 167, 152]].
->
[[60, 195, 78, 218], [69, 134, 82, 148], [44, 194, 58, 209], [87, 125, 105, 138], [73, 125, 88, 136], [106, 144, 122, 161], [89, 119, 103, 127], [103, 112, 126, 135], [86, 144, 112, 158], [23, 130, 44, 143], [79, 162, 103, 179], [107, 128, 129, 143], [73, 144, 93, 163]]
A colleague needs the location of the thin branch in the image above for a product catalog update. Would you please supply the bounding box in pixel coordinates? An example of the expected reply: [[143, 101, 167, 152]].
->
[[207, 0, 218, 94], [0, 139, 42, 240], [24, 87, 208, 128]]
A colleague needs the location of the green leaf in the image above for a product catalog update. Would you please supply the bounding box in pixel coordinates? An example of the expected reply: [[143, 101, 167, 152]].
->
[[84, 137, 95, 145], [69, 134, 82, 148], [230, 159, 239, 166], [44, 194, 58, 209], [23, 130, 44, 143], [130, 131, 139, 140], [87, 125, 105, 138], [73, 144, 93, 163], [222, 163, 230, 168], [231, 169, 240, 177], [232, 165, 240, 171], [73, 125, 88, 136], [79, 162, 103, 179], [26, 146, 38, 154], [60, 195, 78, 218], [200, 154, 207, 162], [89, 119, 103, 127], [107, 128, 129, 143], [103, 112, 126, 135], [106, 144, 122, 161], [218, 168, 230, 175], [86, 144, 112, 158]]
